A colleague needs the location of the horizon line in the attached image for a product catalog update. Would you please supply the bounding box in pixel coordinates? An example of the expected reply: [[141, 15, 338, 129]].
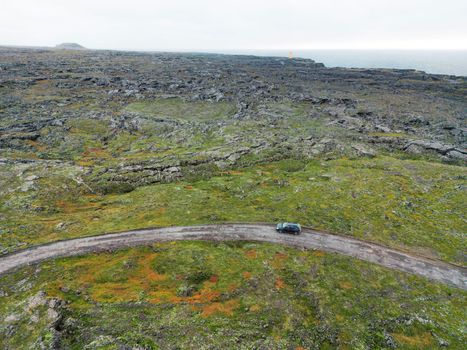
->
[[1, 43, 467, 52]]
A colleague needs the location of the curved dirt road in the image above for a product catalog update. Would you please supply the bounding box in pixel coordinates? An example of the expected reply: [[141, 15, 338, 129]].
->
[[0, 224, 465, 289]]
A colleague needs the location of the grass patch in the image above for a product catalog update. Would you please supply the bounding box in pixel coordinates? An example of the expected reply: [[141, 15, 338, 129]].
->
[[0, 241, 465, 349], [125, 98, 236, 121], [369, 132, 408, 138], [1, 156, 465, 264]]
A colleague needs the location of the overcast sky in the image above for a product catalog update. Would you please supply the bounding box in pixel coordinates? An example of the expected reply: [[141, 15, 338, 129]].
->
[[1, 0, 466, 51]]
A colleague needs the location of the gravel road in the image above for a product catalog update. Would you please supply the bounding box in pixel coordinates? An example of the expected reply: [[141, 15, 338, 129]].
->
[[0, 224, 465, 289]]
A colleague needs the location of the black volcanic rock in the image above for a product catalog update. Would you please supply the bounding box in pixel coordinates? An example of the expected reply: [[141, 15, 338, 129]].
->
[[0, 46, 465, 191]]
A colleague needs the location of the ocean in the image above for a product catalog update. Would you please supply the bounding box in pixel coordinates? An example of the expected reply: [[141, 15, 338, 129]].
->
[[210, 49, 467, 77]]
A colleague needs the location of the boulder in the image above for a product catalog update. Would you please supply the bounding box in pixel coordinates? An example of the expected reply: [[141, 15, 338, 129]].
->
[[351, 143, 376, 158]]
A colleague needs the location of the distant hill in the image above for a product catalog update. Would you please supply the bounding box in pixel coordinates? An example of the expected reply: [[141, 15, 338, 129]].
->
[[55, 43, 86, 50]]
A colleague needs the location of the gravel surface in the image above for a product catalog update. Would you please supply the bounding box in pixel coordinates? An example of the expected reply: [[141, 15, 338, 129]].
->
[[0, 224, 465, 289]]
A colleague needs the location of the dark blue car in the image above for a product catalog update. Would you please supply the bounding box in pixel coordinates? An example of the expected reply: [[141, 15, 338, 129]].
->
[[276, 222, 302, 235]]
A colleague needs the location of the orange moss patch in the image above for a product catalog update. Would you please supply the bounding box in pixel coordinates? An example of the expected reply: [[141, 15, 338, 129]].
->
[[245, 249, 257, 259], [313, 250, 326, 257], [129, 253, 166, 289], [295, 347, 306, 350], [79, 148, 110, 166], [67, 251, 169, 303], [228, 283, 238, 292], [200, 299, 239, 317], [149, 290, 175, 303], [55, 200, 99, 214], [272, 251, 288, 268], [339, 281, 353, 290], [72, 253, 128, 284], [249, 304, 261, 312], [184, 185, 194, 190], [242, 271, 252, 279], [209, 275, 219, 283], [90, 282, 138, 302], [26, 140, 47, 152], [275, 277, 285, 289], [82, 147, 109, 158], [392, 332, 435, 348]]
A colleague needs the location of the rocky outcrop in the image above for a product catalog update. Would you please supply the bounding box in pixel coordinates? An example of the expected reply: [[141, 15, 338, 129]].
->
[[2, 290, 66, 348], [0, 46, 465, 195], [404, 140, 467, 160], [351, 143, 376, 158], [89, 145, 265, 192]]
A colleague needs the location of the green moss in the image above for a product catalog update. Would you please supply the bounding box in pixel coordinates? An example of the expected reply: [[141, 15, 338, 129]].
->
[[369, 132, 408, 138], [1, 156, 464, 264], [94, 181, 135, 195], [125, 98, 236, 121], [0, 242, 465, 349]]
